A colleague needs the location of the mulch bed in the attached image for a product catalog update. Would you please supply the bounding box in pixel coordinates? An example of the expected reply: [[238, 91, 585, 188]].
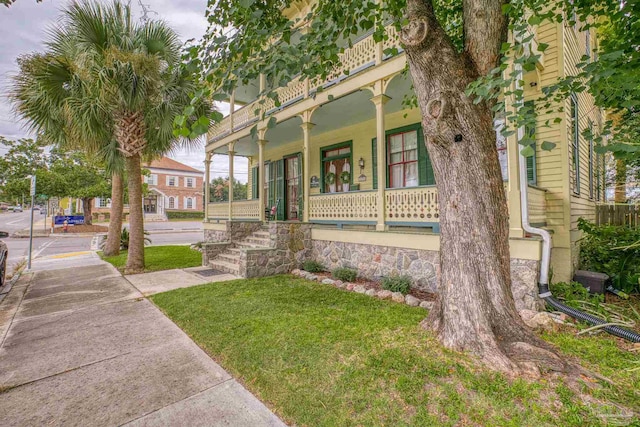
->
[[52, 224, 109, 234], [312, 271, 436, 301]]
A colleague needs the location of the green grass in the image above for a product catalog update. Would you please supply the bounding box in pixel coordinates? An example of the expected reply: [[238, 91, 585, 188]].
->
[[100, 245, 201, 273], [151, 276, 640, 426]]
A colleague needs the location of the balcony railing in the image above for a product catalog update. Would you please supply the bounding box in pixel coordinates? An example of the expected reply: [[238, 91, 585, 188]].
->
[[209, 26, 401, 142]]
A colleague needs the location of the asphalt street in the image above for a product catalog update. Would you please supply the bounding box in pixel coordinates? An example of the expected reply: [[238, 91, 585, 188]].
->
[[0, 211, 204, 270]]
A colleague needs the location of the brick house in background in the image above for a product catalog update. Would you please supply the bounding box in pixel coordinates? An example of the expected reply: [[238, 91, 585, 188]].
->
[[94, 156, 204, 221]]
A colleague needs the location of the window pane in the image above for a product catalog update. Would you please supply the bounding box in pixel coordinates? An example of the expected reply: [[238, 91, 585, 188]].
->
[[404, 131, 418, 150], [390, 152, 402, 164], [390, 134, 403, 153], [390, 164, 403, 188], [405, 148, 418, 161], [338, 147, 350, 155], [405, 162, 418, 187]]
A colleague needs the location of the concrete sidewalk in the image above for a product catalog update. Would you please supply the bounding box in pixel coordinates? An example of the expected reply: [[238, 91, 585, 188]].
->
[[0, 256, 285, 426]]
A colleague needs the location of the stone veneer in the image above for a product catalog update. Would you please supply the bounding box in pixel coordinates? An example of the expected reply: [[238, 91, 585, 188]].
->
[[241, 222, 312, 278], [204, 220, 263, 243], [311, 240, 543, 312]]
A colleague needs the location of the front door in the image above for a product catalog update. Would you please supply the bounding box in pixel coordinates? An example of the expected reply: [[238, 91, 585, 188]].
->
[[143, 195, 157, 214], [284, 155, 302, 220]]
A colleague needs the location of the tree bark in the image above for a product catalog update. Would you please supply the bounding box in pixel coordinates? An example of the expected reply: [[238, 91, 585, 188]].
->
[[103, 173, 124, 256], [124, 154, 145, 273], [82, 198, 93, 225], [400, 0, 568, 375], [614, 159, 626, 203]]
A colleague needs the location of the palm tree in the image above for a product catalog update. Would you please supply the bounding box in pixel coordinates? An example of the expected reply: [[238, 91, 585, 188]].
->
[[11, 1, 211, 272]]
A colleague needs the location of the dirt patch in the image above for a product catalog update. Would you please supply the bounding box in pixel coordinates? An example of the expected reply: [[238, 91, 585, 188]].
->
[[312, 271, 436, 301], [52, 224, 108, 234]]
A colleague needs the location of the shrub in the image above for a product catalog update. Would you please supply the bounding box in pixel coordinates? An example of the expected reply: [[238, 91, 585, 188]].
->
[[578, 218, 640, 293], [166, 210, 204, 220], [381, 275, 412, 294], [302, 260, 325, 273], [332, 267, 357, 282]]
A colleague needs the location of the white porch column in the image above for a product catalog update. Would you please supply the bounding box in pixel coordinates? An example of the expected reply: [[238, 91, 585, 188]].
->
[[229, 91, 236, 131], [228, 141, 236, 221], [370, 88, 390, 231], [204, 152, 211, 222], [300, 111, 315, 223], [257, 130, 267, 222]]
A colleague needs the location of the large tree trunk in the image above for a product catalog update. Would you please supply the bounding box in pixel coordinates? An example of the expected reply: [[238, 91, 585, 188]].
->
[[124, 154, 145, 273], [400, 0, 568, 375], [614, 159, 626, 203], [82, 198, 93, 225], [103, 173, 124, 256]]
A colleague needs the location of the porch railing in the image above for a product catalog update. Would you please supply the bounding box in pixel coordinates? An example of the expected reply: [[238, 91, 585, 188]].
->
[[527, 186, 547, 226], [385, 186, 439, 224], [309, 190, 379, 223], [232, 199, 261, 219], [208, 200, 261, 220]]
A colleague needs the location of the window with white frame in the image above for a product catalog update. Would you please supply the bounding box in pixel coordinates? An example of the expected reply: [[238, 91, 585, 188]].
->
[[387, 131, 419, 188], [95, 198, 103, 208], [168, 197, 175, 209], [186, 197, 193, 209], [494, 116, 508, 181], [167, 176, 177, 186], [185, 177, 194, 188], [144, 174, 158, 185]]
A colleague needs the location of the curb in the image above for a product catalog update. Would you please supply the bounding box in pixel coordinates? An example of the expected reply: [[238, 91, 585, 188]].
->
[[0, 268, 24, 304]]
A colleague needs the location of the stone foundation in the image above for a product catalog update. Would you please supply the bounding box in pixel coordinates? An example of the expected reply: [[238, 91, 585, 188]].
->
[[311, 240, 542, 312]]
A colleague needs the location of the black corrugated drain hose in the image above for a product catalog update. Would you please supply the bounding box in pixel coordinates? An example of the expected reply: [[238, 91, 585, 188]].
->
[[539, 284, 640, 343]]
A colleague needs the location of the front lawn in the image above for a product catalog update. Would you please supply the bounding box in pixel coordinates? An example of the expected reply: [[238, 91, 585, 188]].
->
[[151, 276, 640, 427], [101, 245, 201, 273]]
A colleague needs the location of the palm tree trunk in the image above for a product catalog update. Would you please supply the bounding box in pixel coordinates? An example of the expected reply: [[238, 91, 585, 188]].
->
[[82, 198, 93, 225], [103, 173, 124, 256], [125, 154, 145, 273]]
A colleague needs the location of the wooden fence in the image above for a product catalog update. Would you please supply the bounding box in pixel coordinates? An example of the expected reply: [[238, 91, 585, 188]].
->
[[596, 204, 640, 227]]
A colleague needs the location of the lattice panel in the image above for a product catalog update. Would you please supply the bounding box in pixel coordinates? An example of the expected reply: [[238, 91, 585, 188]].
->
[[385, 187, 439, 222], [277, 78, 306, 106], [232, 200, 261, 219], [383, 26, 401, 54], [309, 191, 378, 221]]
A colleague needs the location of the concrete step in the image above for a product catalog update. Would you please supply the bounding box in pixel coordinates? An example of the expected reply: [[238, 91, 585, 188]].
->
[[209, 259, 240, 275], [228, 248, 242, 254], [236, 242, 270, 249], [217, 252, 240, 264], [253, 231, 270, 238], [244, 237, 271, 246]]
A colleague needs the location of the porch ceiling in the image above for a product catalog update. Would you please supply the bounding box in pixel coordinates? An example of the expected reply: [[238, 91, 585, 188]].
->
[[214, 71, 414, 158]]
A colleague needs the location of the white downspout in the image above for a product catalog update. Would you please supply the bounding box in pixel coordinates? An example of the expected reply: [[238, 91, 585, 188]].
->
[[514, 61, 552, 292]]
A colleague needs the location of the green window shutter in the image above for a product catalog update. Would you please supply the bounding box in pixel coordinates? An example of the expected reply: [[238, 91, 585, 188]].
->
[[371, 137, 377, 190], [524, 101, 537, 186], [251, 166, 259, 199], [526, 144, 537, 185], [297, 154, 304, 218], [275, 159, 285, 220], [416, 127, 435, 186]]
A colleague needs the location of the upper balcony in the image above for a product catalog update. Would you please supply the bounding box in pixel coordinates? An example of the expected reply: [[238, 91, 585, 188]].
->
[[208, 26, 403, 144]]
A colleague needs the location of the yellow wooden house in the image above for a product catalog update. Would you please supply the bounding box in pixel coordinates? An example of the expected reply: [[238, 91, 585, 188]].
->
[[202, 2, 603, 309]]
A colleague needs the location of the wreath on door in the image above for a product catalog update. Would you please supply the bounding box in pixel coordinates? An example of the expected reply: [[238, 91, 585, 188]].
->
[[325, 172, 336, 185], [339, 171, 351, 184]]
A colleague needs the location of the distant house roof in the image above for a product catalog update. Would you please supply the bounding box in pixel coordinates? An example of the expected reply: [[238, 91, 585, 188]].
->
[[145, 157, 202, 174]]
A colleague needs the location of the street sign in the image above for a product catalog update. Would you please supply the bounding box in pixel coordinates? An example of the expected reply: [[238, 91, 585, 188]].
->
[[30, 175, 36, 197], [54, 215, 85, 226]]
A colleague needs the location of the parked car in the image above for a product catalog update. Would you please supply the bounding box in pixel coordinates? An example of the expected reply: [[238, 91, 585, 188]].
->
[[0, 231, 8, 288], [9, 206, 23, 212]]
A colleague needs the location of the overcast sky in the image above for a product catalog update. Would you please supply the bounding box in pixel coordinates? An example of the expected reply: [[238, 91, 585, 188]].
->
[[0, 0, 247, 182]]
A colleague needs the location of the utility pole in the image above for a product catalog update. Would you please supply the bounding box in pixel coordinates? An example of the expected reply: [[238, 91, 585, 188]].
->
[[27, 175, 36, 270]]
